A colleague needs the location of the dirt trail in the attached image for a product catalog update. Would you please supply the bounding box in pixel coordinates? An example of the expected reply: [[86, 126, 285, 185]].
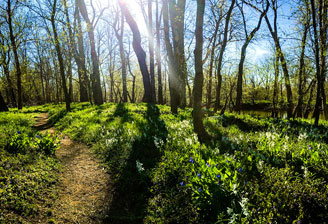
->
[[34, 113, 112, 224]]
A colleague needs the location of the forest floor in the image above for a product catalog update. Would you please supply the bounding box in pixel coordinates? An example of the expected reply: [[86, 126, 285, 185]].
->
[[33, 113, 112, 224]]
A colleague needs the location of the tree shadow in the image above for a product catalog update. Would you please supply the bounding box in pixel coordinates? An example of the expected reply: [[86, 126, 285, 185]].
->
[[103, 103, 168, 223]]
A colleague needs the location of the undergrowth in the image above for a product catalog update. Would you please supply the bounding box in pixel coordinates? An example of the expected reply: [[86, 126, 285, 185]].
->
[[13, 103, 328, 224]]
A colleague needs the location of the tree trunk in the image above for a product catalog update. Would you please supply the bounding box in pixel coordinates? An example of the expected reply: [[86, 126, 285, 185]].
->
[[235, 2, 268, 112], [118, 0, 153, 103], [156, 0, 163, 104], [311, 0, 322, 125], [74, 2, 89, 102], [148, 0, 156, 102], [114, 12, 128, 102], [214, 0, 235, 112], [0, 92, 9, 112], [51, 0, 71, 111], [7, 0, 22, 109], [206, 21, 219, 109], [193, 0, 209, 141], [169, 0, 187, 108], [272, 49, 279, 118], [265, 1, 293, 118], [294, 24, 308, 118], [163, 0, 179, 113], [77, 0, 103, 105]]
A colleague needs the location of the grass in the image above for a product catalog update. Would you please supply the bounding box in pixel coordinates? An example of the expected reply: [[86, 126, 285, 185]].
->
[[0, 111, 60, 224], [48, 103, 328, 223], [1, 103, 328, 223]]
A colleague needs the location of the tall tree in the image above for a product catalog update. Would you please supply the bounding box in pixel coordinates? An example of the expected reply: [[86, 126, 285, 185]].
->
[[113, 11, 128, 102], [193, 0, 210, 141], [311, 0, 328, 125], [163, 0, 186, 113], [6, 0, 22, 109], [50, 0, 71, 111], [264, 0, 293, 118], [148, 0, 156, 101], [235, 0, 269, 112], [156, 0, 163, 104], [118, 0, 153, 103], [214, 0, 236, 112], [77, 0, 103, 105]]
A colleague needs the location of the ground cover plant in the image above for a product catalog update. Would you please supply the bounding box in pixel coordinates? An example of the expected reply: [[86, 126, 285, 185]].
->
[[47, 103, 328, 224], [0, 110, 60, 223]]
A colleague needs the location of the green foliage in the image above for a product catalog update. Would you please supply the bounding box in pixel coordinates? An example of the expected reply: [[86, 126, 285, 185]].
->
[[0, 111, 60, 223], [46, 103, 328, 223]]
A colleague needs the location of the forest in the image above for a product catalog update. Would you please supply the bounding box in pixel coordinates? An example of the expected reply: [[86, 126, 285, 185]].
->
[[0, 0, 328, 223]]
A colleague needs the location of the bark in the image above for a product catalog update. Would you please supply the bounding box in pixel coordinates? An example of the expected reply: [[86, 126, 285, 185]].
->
[[304, 80, 316, 119], [206, 21, 219, 109], [77, 0, 103, 105], [319, 0, 328, 119], [193, 0, 209, 141], [0, 92, 9, 112], [311, 0, 322, 125], [265, 1, 293, 118], [114, 12, 128, 102], [51, 0, 71, 111], [214, 0, 235, 112], [156, 0, 163, 104], [118, 0, 153, 103], [235, 2, 269, 112], [272, 49, 279, 117], [7, 0, 22, 109], [169, 0, 187, 108], [148, 0, 156, 101], [163, 0, 179, 113], [74, 2, 89, 102], [114, 14, 128, 103], [294, 24, 308, 118]]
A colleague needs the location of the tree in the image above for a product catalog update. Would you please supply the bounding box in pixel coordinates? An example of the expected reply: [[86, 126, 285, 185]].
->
[[264, 0, 293, 118], [118, 0, 153, 103], [163, 0, 187, 113], [0, 92, 9, 111], [50, 0, 71, 111], [235, 0, 269, 112], [5, 0, 22, 109], [214, 0, 236, 112], [156, 0, 163, 104], [311, 0, 328, 125], [148, 0, 156, 102], [193, 0, 210, 141], [77, 0, 103, 105], [113, 10, 128, 102]]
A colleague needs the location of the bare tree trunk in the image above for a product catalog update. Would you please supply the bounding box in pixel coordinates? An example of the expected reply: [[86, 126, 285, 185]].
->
[[163, 0, 179, 112], [235, 2, 268, 112], [193, 0, 209, 141], [214, 0, 235, 112], [148, 0, 156, 102], [272, 49, 279, 118], [115, 12, 128, 102], [0, 92, 9, 112], [156, 0, 163, 104], [206, 21, 219, 109], [7, 0, 22, 109], [51, 0, 71, 111], [77, 0, 103, 105], [294, 24, 308, 118], [265, 0, 293, 118], [118, 0, 153, 103], [311, 0, 322, 125], [304, 80, 316, 119], [74, 2, 89, 102]]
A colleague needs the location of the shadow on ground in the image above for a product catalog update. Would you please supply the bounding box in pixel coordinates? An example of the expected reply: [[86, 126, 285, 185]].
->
[[103, 103, 168, 223]]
